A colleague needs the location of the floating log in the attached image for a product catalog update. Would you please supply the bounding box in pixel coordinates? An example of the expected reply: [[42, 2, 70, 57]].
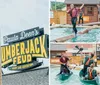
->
[[51, 26, 96, 42]]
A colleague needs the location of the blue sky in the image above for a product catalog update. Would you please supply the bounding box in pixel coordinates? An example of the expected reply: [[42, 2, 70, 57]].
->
[[0, 0, 49, 45]]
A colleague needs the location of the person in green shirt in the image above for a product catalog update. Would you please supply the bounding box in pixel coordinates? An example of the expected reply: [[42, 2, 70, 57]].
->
[[82, 53, 95, 77], [78, 9, 84, 25], [85, 64, 97, 80]]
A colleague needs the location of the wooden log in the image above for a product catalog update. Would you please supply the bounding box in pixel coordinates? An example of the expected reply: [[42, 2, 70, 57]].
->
[[52, 26, 96, 42]]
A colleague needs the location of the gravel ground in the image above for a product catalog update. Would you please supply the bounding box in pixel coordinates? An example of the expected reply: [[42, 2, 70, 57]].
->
[[2, 68, 49, 85]]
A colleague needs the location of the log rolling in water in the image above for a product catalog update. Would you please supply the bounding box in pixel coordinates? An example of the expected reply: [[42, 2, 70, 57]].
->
[[51, 26, 96, 42]]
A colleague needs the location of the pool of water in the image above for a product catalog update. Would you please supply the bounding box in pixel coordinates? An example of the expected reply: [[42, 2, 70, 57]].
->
[[50, 67, 100, 85], [50, 28, 100, 42]]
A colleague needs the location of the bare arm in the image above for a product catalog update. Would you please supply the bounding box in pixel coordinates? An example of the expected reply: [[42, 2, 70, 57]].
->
[[80, 4, 84, 10], [67, 9, 71, 13]]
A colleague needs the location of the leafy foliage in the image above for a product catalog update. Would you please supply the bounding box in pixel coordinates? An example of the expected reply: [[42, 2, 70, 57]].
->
[[51, 1, 66, 10]]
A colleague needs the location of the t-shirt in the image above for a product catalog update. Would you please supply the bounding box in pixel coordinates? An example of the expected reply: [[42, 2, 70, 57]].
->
[[68, 7, 80, 18], [87, 68, 97, 79], [79, 11, 83, 17], [84, 56, 94, 66], [60, 57, 69, 63], [84, 56, 89, 64]]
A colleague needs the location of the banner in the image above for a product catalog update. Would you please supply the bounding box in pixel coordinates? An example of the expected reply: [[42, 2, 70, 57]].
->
[[1, 34, 49, 75], [3, 27, 44, 44]]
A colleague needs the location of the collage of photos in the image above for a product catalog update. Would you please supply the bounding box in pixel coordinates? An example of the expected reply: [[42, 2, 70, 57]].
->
[[50, 43, 100, 85], [0, 0, 49, 85], [50, 0, 100, 85], [50, 0, 100, 42], [0, 0, 100, 85]]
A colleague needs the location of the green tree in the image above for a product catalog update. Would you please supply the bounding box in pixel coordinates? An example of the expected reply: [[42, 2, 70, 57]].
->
[[51, 1, 66, 10]]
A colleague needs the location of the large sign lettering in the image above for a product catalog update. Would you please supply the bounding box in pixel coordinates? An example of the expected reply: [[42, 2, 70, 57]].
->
[[1, 35, 48, 68], [3, 27, 44, 44]]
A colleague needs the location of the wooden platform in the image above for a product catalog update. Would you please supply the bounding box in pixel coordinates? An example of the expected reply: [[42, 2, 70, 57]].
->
[[83, 22, 100, 26], [50, 22, 100, 29]]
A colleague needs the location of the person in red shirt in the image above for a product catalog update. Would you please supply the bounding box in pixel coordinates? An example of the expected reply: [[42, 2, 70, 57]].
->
[[59, 52, 71, 74], [67, 4, 84, 37]]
